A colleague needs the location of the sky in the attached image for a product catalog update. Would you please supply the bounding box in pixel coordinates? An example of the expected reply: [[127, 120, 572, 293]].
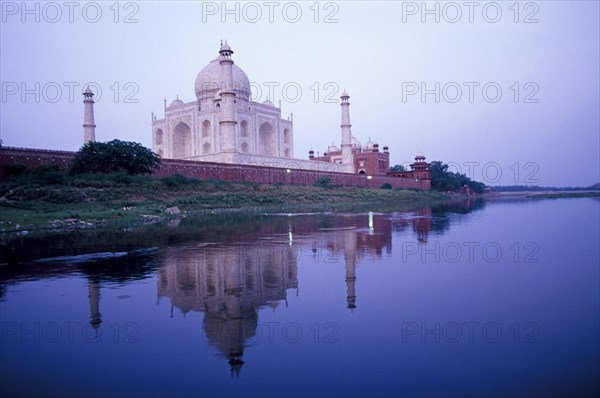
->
[[1, 0, 598, 187]]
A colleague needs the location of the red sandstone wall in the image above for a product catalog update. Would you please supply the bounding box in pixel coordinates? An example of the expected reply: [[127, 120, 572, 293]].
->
[[0, 147, 430, 190]]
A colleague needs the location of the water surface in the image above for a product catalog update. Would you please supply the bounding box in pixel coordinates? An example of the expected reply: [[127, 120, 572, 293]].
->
[[1, 198, 598, 397]]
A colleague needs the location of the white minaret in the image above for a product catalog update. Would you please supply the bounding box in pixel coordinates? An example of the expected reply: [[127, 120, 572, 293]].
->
[[340, 90, 354, 173], [83, 86, 96, 144], [218, 41, 238, 153]]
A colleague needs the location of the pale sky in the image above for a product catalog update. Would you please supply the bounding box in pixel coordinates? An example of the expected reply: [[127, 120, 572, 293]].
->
[[1, 1, 598, 186]]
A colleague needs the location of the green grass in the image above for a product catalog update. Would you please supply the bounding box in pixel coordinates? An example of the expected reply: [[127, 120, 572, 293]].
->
[[0, 172, 447, 232]]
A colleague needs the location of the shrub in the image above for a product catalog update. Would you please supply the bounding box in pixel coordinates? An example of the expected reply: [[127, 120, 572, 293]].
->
[[31, 164, 66, 185], [4, 164, 28, 177], [71, 139, 160, 175], [314, 176, 331, 187], [109, 171, 134, 185], [161, 173, 194, 188], [380, 183, 392, 190]]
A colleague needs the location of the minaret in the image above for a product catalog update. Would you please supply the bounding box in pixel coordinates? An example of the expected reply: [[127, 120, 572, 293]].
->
[[340, 90, 354, 173], [218, 41, 238, 153], [82, 86, 96, 144]]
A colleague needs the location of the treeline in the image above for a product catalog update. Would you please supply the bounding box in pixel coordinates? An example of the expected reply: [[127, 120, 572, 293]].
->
[[430, 161, 486, 193]]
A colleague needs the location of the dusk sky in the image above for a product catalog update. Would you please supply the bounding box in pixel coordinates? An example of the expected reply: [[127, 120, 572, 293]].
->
[[1, 1, 598, 186]]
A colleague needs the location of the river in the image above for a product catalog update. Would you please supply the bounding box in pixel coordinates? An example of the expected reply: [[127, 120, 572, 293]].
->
[[1, 197, 598, 397]]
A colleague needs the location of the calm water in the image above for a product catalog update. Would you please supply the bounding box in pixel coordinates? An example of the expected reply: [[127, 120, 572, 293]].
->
[[1, 198, 598, 398]]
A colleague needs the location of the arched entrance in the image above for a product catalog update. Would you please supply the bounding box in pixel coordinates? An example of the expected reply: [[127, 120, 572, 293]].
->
[[258, 122, 276, 156], [172, 122, 192, 158]]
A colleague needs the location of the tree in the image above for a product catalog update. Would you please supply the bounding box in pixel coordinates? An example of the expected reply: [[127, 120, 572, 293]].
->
[[389, 164, 406, 172], [430, 160, 485, 194], [71, 140, 161, 175]]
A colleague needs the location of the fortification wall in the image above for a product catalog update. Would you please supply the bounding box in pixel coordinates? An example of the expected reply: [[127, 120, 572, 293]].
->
[[0, 147, 430, 190]]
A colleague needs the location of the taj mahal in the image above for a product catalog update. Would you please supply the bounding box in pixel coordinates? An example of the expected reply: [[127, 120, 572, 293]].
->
[[149, 41, 417, 176], [73, 40, 431, 184]]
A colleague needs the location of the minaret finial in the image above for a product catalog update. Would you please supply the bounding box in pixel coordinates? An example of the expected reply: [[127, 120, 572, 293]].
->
[[219, 40, 233, 57]]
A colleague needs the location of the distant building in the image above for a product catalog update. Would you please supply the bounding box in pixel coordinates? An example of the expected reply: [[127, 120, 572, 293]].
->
[[386, 153, 432, 189], [310, 138, 390, 176]]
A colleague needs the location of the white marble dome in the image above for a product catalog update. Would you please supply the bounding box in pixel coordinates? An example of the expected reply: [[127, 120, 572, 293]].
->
[[195, 57, 251, 102], [169, 98, 184, 107]]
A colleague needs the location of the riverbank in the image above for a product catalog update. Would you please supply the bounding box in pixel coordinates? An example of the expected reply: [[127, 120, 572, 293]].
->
[[526, 191, 600, 199], [0, 173, 448, 233], [485, 190, 600, 199]]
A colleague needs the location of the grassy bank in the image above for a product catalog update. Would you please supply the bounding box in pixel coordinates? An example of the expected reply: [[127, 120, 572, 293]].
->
[[0, 171, 447, 232], [526, 191, 600, 199]]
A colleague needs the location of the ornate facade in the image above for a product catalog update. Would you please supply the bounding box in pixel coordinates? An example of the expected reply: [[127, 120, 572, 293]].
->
[[152, 42, 318, 170], [149, 41, 430, 181]]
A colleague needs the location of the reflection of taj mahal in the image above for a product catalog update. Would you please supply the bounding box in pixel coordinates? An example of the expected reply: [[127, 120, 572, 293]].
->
[[153, 211, 432, 375], [157, 244, 299, 376], [76, 210, 437, 376]]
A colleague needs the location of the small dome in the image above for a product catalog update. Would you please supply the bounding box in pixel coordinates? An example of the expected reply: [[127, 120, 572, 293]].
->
[[415, 152, 426, 159], [220, 41, 231, 52], [341, 89, 349, 98], [83, 86, 94, 95], [365, 138, 376, 150], [328, 143, 340, 152], [351, 135, 362, 149], [263, 99, 274, 106], [170, 98, 184, 107]]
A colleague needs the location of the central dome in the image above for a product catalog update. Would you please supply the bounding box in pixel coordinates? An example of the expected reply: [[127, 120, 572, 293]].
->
[[195, 56, 251, 102]]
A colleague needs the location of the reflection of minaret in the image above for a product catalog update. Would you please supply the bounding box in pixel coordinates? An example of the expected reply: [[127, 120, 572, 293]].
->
[[88, 278, 102, 330], [344, 230, 357, 311]]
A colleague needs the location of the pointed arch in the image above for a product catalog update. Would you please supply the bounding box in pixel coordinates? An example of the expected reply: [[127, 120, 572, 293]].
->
[[155, 129, 163, 145], [240, 120, 249, 137], [258, 122, 275, 156], [202, 142, 211, 154], [202, 120, 211, 138], [172, 122, 192, 158], [283, 128, 290, 144]]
